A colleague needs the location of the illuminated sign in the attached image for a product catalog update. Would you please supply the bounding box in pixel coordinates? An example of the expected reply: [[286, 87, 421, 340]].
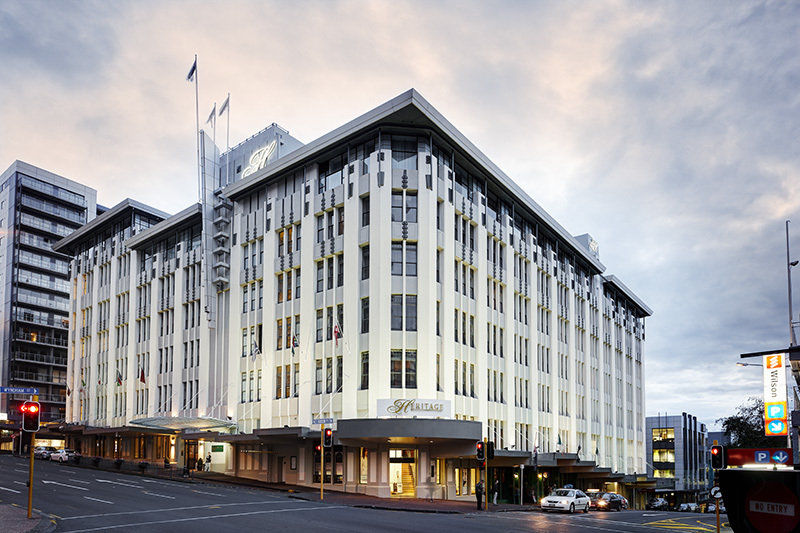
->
[[763, 353, 788, 436], [242, 140, 277, 178], [377, 399, 451, 419]]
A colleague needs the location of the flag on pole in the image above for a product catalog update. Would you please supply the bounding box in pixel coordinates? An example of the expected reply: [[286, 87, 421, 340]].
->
[[219, 94, 229, 116], [333, 324, 341, 347], [116, 370, 123, 386], [206, 103, 216, 126], [557, 435, 562, 446], [186, 57, 197, 82], [80, 378, 86, 392], [66, 387, 71, 397], [251, 340, 261, 361], [139, 367, 146, 384], [98, 377, 102, 386], [291, 335, 298, 357]]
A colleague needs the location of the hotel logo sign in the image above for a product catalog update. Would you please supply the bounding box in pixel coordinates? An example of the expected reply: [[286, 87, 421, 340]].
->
[[242, 140, 277, 178], [377, 399, 451, 419]]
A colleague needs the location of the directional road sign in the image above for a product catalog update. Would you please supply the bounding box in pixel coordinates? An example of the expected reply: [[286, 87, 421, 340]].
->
[[772, 450, 790, 464], [0, 387, 38, 395], [313, 418, 334, 425], [727, 448, 792, 467], [711, 486, 722, 499]]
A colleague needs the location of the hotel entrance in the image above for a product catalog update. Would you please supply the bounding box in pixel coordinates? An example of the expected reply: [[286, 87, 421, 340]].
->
[[389, 449, 416, 497]]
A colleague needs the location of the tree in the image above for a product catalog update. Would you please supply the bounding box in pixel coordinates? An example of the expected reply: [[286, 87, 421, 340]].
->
[[716, 397, 786, 448]]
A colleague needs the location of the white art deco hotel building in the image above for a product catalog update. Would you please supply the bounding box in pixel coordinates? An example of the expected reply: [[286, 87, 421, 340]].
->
[[54, 90, 651, 500]]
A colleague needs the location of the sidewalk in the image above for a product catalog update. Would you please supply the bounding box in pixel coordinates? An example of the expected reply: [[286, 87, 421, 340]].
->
[[0, 504, 54, 533], [194, 472, 538, 514]]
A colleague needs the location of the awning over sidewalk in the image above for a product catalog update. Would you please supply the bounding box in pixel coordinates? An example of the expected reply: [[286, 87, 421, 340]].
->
[[83, 425, 176, 436], [129, 416, 236, 431], [336, 418, 480, 445]]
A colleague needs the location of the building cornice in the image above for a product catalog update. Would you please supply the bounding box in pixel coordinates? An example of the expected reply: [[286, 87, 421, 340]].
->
[[125, 203, 201, 250]]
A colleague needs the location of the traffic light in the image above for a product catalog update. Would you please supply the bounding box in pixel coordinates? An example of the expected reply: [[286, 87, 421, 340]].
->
[[20, 401, 40, 432], [315, 443, 322, 452], [487, 440, 495, 460], [323, 427, 333, 447], [476, 441, 485, 461], [710, 445, 725, 470]]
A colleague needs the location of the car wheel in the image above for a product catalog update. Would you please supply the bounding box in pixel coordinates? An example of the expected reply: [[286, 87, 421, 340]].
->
[[584, 504, 589, 513], [569, 503, 575, 514]]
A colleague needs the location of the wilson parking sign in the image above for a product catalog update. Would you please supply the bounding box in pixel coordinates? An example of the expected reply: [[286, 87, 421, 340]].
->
[[763, 353, 788, 436]]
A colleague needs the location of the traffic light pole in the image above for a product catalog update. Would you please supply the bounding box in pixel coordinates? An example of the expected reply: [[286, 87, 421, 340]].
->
[[320, 423, 324, 501], [484, 437, 488, 511], [27, 432, 34, 519]]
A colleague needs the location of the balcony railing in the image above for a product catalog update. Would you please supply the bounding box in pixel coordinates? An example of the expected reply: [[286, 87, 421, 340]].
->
[[12, 350, 67, 366], [16, 291, 69, 311], [17, 252, 69, 274], [19, 213, 74, 238], [653, 439, 675, 450], [14, 331, 68, 347], [20, 194, 84, 224], [19, 175, 87, 207], [11, 370, 67, 385], [13, 309, 69, 329]]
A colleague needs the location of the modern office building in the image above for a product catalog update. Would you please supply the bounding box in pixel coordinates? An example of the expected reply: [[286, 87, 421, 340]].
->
[[0, 161, 97, 428], [645, 413, 709, 505], [55, 90, 651, 500]]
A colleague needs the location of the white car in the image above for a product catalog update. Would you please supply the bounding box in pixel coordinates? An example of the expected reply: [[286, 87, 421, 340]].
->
[[541, 488, 591, 513], [50, 449, 79, 463]]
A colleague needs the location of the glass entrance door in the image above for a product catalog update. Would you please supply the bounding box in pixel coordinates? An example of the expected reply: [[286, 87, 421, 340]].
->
[[389, 449, 416, 497]]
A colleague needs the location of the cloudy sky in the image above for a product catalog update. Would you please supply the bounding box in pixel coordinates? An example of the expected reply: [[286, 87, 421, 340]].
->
[[2, 1, 798, 427]]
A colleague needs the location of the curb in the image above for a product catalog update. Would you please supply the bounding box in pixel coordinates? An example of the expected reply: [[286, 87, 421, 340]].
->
[[351, 504, 462, 514], [42, 459, 198, 484]]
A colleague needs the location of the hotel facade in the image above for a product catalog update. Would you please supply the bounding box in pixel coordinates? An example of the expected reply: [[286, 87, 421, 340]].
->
[[54, 90, 651, 500]]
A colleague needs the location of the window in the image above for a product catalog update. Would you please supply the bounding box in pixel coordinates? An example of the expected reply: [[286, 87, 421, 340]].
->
[[285, 364, 291, 398], [390, 351, 402, 388], [405, 295, 417, 331], [242, 329, 247, 357], [277, 274, 283, 303], [337, 304, 344, 336], [295, 268, 300, 298], [316, 215, 324, 243], [278, 229, 285, 257], [391, 242, 403, 275], [361, 246, 369, 280], [337, 254, 344, 287], [316, 309, 323, 342], [286, 271, 292, 301], [391, 192, 403, 222], [337, 207, 344, 235], [242, 286, 248, 313], [405, 350, 417, 388], [326, 357, 333, 393], [406, 193, 417, 223], [361, 297, 369, 333], [336, 356, 342, 393], [326, 307, 333, 340], [360, 352, 369, 390], [391, 295, 402, 330], [258, 280, 263, 308], [327, 258, 333, 290], [327, 211, 333, 240], [276, 366, 282, 399], [315, 360, 322, 394], [257, 370, 262, 401], [285, 317, 292, 349], [276, 319, 283, 350], [286, 227, 292, 254], [406, 243, 417, 276], [241, 372, 246, 402], [361, 196, 370, 226], [391, 137, 417, 171], [293, 363, 299, 397], [316, 262, 324, 292]]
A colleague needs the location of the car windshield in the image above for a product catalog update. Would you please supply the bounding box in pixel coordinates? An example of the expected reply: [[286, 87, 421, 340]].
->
[[553, 490, 574, 497], [63, 449, 74, 453], [602, 494, 613, 500], [45, 447, 56, 451], [590, 493, 604, 500]]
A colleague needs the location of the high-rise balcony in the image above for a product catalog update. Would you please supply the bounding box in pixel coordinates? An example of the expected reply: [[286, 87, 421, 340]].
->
[[12, 350, 67, 366], [10, 370, 67, 385]]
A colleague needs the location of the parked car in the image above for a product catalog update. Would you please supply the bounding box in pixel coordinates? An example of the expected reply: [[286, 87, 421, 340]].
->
[[589, 492, 607, 510], [678, 503, 699, 512], [595, 492, 625, 511], [647, 497, 669, 510], [34, 446, 57, 460], [540, 488, 591, 513], [50, 449, 80, 463]]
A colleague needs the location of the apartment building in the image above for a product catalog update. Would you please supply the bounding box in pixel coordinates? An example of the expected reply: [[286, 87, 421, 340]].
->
[[55, 90, 651, 499], [646, 413, 709, 505]]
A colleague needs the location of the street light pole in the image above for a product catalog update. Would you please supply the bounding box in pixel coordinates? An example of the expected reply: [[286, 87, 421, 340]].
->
[[787, 220, 797, 347]]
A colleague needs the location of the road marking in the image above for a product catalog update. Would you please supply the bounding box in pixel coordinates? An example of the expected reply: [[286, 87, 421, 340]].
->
[[487, 512, 672, 532], [59, 505, 344, 532], [13, 469, 26, 473], [139, 479, 174, 486], [61, 499, 293, 520], [0, 486, 21, 493], [42, 480, 88, 491], [84, 496, 113, 504], [644, 517, 720, 532], [14, 481, 27, 486], [142, 491, 176, 499], [69, 479, 91, 484], [96, 479, 142, 488], [193, 489, 224, 496]]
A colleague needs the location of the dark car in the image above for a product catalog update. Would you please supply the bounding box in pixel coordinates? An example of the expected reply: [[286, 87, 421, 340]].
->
[[595, 492, 624, 511], [589, 492, 607, 510]]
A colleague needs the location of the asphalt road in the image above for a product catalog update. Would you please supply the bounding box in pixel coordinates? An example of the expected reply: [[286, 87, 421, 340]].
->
[[0, 455, 727, 532]]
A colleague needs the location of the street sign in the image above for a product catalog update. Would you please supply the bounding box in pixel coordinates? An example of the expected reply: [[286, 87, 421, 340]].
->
[[313, 418, 334, 425], [711, 486, 722, 499], [745, 480, 800, 532], [0, 387, 39, 395], [727, 448, 792, 467], [763, 353, 789, 436], [766, 419, 788, 437]]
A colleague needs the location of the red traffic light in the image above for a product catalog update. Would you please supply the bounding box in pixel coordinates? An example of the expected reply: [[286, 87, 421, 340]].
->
[[477, 442, 483, 449], [711, 447, 720, 455], [27, 404, 39, 414]]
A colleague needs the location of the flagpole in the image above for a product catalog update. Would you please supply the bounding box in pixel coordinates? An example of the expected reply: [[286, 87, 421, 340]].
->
[[193, 54, 201, 203], [225, 93, 230, 187]]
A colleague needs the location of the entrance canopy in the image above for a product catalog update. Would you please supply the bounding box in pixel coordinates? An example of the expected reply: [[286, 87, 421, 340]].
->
[[129, 416, 236, 431], [337, 418, 480, 446]]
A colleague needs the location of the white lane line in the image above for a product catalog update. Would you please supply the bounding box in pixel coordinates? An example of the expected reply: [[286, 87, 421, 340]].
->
[[193, 490, 224, 496], [0, 486, 21, 493], [84, 496, 113, 504], [59, 505, 344, 532], [139, 479, 176, 486], [42, 480, 89, 491], [13, 469, 26, 473], [14, 481, 27, 486], [61, 499, 291, 520], [69, 479, 92, 484], [142, 491, 176, 499], [95, 478, 142, 488]]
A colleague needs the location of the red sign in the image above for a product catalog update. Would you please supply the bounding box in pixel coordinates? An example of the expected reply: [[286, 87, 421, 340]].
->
[[726, 448, 792, 467], [745, 481, 800, 532]]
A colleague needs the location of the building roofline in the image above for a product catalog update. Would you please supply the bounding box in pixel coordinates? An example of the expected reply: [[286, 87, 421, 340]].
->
[[603, 274, 653, 317], [1, 160, 97, 195], [54, 198, 170, 255], [222, 89, 606, 272], [125, 203, 202, 249]]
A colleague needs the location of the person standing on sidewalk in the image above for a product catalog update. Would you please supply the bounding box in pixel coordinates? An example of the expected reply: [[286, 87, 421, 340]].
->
[[475, 480, 485, 510], [205, 453, 211, 471], [493, 478, 500, 505]]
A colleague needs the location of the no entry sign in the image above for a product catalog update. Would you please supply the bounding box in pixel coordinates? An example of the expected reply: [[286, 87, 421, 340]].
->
[[745, 480, 800, 532]]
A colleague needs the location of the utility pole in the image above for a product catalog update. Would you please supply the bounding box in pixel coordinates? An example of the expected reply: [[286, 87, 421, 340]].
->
[[320, 423, 325, 501], [787, 220, 797, 347]]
